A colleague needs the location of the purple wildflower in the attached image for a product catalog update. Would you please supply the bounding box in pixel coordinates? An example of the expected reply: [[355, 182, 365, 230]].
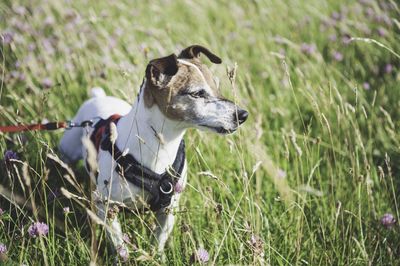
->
[[4, 150, 18, 162], [41, 78, 53, 89], [0, 244, 6, 254], [63, 207, 70, 214], [381, 213, 396, 228], [377, 27, 387, 37], [122, 233, 131, 244], [365, 7, 374, 17], [13, 6, 27, 16], [191, 248, 209, 264], [342, 34, 352, 45], [117, 246, 129, 262], [0, 243, 6, 262], [28, 222, 49, 237], [0, 208, 4, 216], [359, 0, 374, 4], [363, 82, 370, 90], [174, 180, 184, 193], [300, 43, 317, 55], [42, 39, 55, 55], [332, 51, 344, 61], [328, 34, 337, 42], [28, 43, 36, 52], [1, 32, 14, 44], [44, 16, 55, 26], [385, 64, 393, 74], [331, 11, 342, 21], [277, 169, 287, 179]]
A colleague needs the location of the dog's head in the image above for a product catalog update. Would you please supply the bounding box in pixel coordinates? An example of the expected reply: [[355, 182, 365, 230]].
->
[[143, 45, 248, 134]]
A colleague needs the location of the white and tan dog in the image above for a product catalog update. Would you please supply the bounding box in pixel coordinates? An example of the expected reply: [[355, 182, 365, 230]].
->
[[59, 45, 248, 255]]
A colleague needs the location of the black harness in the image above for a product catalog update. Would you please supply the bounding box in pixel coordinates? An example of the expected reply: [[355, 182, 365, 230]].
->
[[90, 115, 186, 211]]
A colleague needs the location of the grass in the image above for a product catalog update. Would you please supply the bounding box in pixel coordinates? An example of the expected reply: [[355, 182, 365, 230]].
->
[[0, 0, 400, 265]]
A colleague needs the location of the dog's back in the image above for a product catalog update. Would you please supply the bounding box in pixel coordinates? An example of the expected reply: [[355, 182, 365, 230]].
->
[[59, 87, 131, 163]]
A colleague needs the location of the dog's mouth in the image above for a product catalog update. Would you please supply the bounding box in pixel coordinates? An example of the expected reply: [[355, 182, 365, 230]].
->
[[199, 125, 237, 134]]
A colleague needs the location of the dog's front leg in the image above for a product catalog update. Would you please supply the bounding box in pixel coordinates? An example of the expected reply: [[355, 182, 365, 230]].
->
[[96, 201, 125, 254], [154, 190, 183, 253], [154, 208, 176, 253]]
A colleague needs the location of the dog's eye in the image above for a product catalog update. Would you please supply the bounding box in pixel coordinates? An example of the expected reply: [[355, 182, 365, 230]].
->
[[190, 90, 206, 98]]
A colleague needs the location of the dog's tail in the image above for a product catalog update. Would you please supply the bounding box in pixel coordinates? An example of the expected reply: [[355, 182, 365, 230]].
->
[[90, 87, 106, 98]]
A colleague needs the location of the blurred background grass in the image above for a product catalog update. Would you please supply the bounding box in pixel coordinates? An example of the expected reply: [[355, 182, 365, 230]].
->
[[0, 0, 400, 265]]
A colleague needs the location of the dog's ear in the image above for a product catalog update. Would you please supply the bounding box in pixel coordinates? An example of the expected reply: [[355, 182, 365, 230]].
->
[[146, 54, 179, 87], [178, 45, 222, 64]]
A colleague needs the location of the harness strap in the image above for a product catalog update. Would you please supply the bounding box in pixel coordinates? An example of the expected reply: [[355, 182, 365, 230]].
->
[[91, 115, 185, 211], [90, 114, 122, 152]]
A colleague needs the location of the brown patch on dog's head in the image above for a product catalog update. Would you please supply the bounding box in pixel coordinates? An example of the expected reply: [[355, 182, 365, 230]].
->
[[144, 45, 222, 119], [142, 45, 248, 134]]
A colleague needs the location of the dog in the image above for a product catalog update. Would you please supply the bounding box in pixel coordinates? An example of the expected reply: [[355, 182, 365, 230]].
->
[[59, 45, 248, 256]]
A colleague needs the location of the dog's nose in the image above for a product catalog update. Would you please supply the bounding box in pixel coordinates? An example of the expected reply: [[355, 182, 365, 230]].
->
[[237, 109, 249, 124]]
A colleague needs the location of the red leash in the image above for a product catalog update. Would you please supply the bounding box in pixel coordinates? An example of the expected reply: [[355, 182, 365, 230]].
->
[[0, 120, 94, 133]]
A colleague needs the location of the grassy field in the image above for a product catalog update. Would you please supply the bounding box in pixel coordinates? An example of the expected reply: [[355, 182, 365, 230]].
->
[[1, 0, 400, 265]]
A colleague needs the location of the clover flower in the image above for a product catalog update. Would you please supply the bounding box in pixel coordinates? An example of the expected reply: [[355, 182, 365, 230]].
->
[[277, 169, 287, 179], [4, 150, 18, 162], [191, 248, 209, 264], [41, 78, 53, 89], [385, 64, 393, 74], [381, 213, 396, 228], [28, 222, 49, 237], [117, 245, 129, 262], [300, 43, 317, 55], [0, 243, 7, 262], [332, 51, 344, 61], [0, 244, 6, 254], [363, 82, 370, 90], [1, 32, 14, 44], [174, 180, 184, 193], [63, 207, 70, 214]]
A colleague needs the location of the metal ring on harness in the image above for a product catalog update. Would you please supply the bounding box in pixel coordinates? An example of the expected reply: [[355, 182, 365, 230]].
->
[[160, 182, 173, 194]]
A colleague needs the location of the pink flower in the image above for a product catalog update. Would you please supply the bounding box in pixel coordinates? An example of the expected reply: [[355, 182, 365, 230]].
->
[[28, 222, 49, 237], [385, 64, 393, 74], [41, 78, 53, 89], [122, 233, 131, 244], [1, 32, 14, 44], [191, 248, 209, 264], [377, 27, 387, 37], [332, 51, 344, 61], [277, 169, 286, 179], [381, 213, 396, 228], [117, 246, 129, 262], [174, 180, 185, 193], [300, 43, 317, 55], [0, 244, 6, 254], [3, 150, 18, 162], [328, 34, 337, 42], [0, 243, 7, 262]]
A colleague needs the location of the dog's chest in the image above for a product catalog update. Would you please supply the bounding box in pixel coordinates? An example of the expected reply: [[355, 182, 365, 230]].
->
[[94, 149, 188, 209]]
